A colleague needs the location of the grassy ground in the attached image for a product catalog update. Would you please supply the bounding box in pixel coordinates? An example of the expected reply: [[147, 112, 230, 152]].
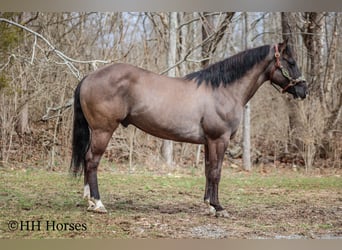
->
[[0, 166, 341, 239]]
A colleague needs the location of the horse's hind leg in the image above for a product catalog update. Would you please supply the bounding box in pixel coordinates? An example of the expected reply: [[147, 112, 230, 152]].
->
[[84, 129, 114, 213]]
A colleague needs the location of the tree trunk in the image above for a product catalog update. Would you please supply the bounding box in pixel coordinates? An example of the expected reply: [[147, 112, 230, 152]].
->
[[300, 12, 325, 162], [242, 12, 251, 171], [161, 12, 177, 166], [280, 12, 303, 149], [320, 13, 341, 160], [301, 12, 325, 99], [15, 73, 30, 135], [323, 13, 340, 131], [193, 12, 203, 167]]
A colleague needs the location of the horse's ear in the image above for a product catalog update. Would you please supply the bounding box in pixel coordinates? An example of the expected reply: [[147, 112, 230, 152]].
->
[[278, 38, 289, 53]]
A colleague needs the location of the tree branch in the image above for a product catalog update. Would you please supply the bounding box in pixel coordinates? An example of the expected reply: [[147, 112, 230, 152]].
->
[[159, 18, 231, 75], [41, 98, 74, 121], [0, 17, 113, 120], [0, 18, 110, 80]]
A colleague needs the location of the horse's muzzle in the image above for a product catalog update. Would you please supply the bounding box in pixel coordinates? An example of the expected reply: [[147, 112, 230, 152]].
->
[[293, 81, 308, 99]]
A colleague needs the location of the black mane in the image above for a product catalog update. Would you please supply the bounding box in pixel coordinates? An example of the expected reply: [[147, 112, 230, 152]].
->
[[184, 45, 271, 87]]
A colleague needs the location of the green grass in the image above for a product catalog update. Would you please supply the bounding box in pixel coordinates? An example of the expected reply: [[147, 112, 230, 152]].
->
[[0, 167, 341, 239]]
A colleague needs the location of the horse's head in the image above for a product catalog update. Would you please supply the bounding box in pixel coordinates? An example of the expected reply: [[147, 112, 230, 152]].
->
[[269, 39, 308, 99]]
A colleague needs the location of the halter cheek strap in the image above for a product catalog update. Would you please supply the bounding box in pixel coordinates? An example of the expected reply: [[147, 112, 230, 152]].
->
[[270, 44, 305, 93]]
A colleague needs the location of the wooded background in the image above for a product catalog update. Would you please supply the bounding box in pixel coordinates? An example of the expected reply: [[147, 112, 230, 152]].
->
[[0, 12, 341, 171]]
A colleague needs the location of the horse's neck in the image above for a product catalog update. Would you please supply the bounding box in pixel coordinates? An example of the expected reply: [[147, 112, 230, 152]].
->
[[232, 57, 271, 106]]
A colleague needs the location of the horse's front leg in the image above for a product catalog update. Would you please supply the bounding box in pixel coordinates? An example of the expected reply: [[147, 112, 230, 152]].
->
[[204, 138, 229, 217]]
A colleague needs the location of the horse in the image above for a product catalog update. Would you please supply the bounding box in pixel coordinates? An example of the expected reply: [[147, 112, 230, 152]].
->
[[70, 39, 307, 217]]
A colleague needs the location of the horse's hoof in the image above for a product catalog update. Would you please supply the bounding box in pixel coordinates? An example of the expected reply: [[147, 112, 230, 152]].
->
[[215, 209, 229, 218], [93, 206, 108, 214], [87, 200, 96, 211], [205, 199, 217, 216], [87, 200, 107, 213], [209, 205, 216, 216]]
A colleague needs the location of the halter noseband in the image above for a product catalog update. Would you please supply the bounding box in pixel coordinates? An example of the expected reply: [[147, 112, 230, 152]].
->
[[270, 44, 305, 93]]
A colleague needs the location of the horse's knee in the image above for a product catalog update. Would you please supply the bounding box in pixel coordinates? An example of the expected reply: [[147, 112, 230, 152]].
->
[[207, 169, 221, 183]]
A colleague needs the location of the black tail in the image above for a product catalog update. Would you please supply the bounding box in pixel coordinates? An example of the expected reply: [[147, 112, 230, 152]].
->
[[70, 77, 90, 176]]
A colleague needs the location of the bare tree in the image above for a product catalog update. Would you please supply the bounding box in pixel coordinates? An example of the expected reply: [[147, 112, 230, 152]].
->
[[322, 13, 341, 134]]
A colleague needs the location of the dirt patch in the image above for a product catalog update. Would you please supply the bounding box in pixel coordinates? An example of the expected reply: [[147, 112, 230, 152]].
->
[[190, 225, 228, 238]]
